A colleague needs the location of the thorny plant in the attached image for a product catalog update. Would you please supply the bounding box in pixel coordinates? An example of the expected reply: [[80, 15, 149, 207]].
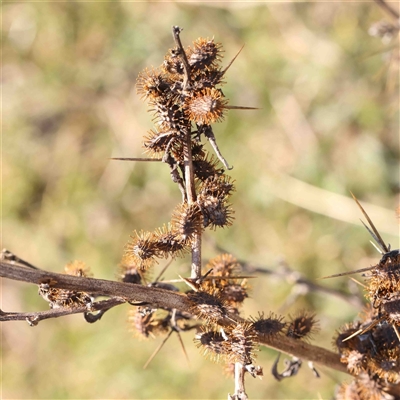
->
[[1, 25, 399, 400]]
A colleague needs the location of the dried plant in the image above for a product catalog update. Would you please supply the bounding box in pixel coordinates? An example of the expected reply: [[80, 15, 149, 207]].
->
[[2, 24, 399, 400]]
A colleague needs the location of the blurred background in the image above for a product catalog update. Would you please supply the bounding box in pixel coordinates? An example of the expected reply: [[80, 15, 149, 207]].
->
[[3, 2, 399, 399]]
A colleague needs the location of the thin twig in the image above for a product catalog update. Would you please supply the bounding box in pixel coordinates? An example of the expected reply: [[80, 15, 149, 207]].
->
[[172, 26, 191, 91], [190, 234, 202, 280], [1, 249, 39, 269], [202, 125, 232, 170], [183, 129, 197, 204], [0, 297, 126, 324]]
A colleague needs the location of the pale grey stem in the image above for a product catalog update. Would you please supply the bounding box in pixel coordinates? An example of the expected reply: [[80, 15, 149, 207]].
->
[[190, 233, 202, 279], [228, 362, 248, 400], [181, 126, 202, 280], [203, 126, 232, 170]]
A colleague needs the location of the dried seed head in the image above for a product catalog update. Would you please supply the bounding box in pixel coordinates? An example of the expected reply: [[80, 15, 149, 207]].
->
[[334, 320, 400, 387], [335, 375, 386, 400], [206, 254, 241, 276], [335, 380, 358, 400], [228, 322, 258, 365], [367, 348, 400, 383], [340, 349, 367, 376], [143, 129, 177, 157], [171, 202, 203, 242], [188, 291, 229, 323], [169, 140, 205, 165], [193, 155, 224, 181], [136, 68, 172, 100], [335, 318, 399, 381], [250, 312, 286, 337], [200, 255, 246, 302], [219, 282, 248, 306], [118, 256, 146, 284], [185, 88, 228, 125], [334, 322, 363, 353], [367, 253, 400, 308], [382, 298, 400, 325], [152, 224, 189, 259], [128, 307, 169, 340], [153, 98, 188, 131], [198, 174, 235, 199], [198, 194, 234, 230], [358, 374, 391, 400], [163, 50, 184, 76], [39, 263, 93, 309], [194, 328, 230, 362], [372, 320, 398, 347], [192, 68, 225, 91], [129, 307, 154, 340], [120, 268, 143, 285], [286, 311, 319, 341], [125, 230, 159, 270], [38, 282, 92, 309], [187, 38, 223, 72], [64, 260, 92, 277]]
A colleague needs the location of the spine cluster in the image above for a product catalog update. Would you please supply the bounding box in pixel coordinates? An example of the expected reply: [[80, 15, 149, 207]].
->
[[334, 202, 400, 399], [123, 30, 237, 272], [38, 261, 93, 309]]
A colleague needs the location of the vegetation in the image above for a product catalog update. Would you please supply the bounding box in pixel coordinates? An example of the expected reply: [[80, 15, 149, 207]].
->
[[3, 2, 399, 399]]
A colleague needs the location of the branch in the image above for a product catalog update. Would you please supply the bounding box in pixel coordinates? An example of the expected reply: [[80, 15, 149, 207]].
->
[[202, 125, 232, 170], [1, 261, 348, 375], [0, 261, 193, 311], [0, 297, 126, 325], [257, 333, 346, 374], [171, 26, 202, 280]]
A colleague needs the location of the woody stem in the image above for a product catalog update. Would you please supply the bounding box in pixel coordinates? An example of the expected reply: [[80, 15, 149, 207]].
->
[[172, 26, 202, 280]]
